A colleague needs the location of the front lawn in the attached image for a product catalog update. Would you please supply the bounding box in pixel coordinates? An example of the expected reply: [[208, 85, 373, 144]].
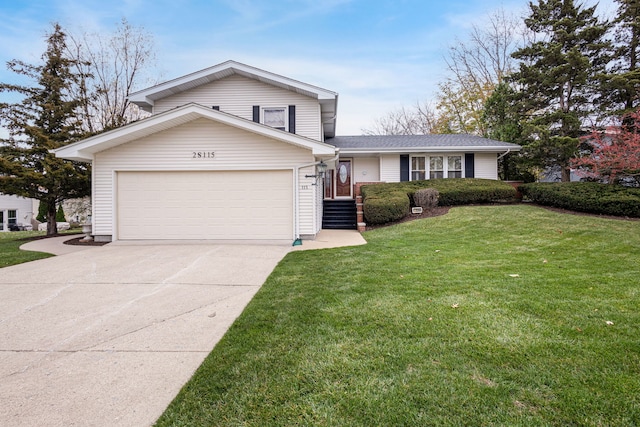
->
[[0, 231, 54, 268], [156, 205, 640, 426]]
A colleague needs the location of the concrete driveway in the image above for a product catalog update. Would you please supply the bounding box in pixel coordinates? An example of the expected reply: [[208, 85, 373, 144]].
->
[[0, 243, 291, 427]]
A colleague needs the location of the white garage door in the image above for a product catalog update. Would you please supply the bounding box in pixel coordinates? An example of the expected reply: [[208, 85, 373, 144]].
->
[[117, 170, 293, 240]]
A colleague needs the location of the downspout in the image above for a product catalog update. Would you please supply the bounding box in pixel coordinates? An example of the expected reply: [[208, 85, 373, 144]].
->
[[293, 152, 340, 246], [497, 149, 511, 160]]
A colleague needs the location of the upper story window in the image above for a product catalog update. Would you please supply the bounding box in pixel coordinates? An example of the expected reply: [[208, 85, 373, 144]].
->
[[263, 107, 287, 131]]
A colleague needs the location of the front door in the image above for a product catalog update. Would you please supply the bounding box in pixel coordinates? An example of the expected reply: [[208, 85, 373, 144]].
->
[[336, 159, 352, 198]]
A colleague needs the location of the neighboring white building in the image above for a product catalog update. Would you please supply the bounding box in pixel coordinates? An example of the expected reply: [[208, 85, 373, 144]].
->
[[54, 60, 521, 243], [0, 194, 35, 231]]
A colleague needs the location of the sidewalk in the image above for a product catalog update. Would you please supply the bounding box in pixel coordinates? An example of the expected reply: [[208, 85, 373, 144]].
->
[[19, 235, 101, 256]]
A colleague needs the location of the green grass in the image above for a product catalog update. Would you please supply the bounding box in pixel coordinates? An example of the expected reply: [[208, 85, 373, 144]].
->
[[156, 205, 640, 426], [0, 231, 55, 268]]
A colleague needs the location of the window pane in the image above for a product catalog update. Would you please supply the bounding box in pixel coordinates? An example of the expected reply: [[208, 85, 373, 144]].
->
[[8, 210, 16, 225], [448, 156, 462, 171], [430, 171, 443, 179], [263, 108, 286, 129], [412, 157, 425, 171], [430, 156, 443, 171], [412, 171, 426, 180], [0, 211, 3, 230], [448, 170, 462, 178]]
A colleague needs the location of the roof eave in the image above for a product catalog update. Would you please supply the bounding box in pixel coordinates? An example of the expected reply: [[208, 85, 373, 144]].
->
[[339, 145, 522, 154], [53, 104, 338, 160]]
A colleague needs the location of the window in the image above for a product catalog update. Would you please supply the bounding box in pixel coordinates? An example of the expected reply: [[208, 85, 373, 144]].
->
[[430, 156, 444, 179], [8, 210, 17, 226], [448, 156, 462, 178], [263, 107, 287, 131], [410, 155, 464, 180], [411, 157, 425, 180], [0, 211, 3, 231]]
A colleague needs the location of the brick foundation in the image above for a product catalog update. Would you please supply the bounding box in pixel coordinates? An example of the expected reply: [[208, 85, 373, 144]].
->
[[353, 182, 384, 231]]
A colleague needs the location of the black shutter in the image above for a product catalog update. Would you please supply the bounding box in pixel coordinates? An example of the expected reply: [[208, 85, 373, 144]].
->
[[400, 155, 409, 182], [212, 106, 219, 110], [252, 106, 260, 123], [465, 153, 475, 178], [288, 105, 296, 134]]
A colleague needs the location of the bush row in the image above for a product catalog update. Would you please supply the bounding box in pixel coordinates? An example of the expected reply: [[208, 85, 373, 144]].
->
[[361, 179, 518, 224], [519, 182, 640, 218]]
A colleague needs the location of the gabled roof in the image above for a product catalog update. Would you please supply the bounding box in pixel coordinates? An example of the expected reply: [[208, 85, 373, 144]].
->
[[53, 103, 337, 162], [327, 134, 521, 153], [128, 60, 339, 138]]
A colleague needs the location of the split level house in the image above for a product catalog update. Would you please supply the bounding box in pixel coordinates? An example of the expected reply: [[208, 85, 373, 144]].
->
[[54, 60, 521, 243]]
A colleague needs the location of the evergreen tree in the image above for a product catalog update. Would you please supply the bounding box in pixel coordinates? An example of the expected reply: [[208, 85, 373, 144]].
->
[[56, 204, 66, 222], [0, 24, 90, 235], [508, 0, 610, 181], [599, 0, 640, 122], [481, 82, 533, 181]]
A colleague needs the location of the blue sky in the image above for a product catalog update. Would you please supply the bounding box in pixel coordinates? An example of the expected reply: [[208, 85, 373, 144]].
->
[[0, 0, 617, 135]]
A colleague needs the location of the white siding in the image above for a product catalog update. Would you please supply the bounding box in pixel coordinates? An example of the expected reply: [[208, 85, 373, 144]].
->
[[380, 154, 400, 183], [93, 118, 316, 239], [153, 75, 322, 141], [0, 194, 34, 231], [352, 157, 380, 183], [297, 165, 319, 237], [474, 153, 499, 179]]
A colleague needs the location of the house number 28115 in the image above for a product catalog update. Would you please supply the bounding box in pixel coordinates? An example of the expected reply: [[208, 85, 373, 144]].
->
[[192, 151, 215, 159]]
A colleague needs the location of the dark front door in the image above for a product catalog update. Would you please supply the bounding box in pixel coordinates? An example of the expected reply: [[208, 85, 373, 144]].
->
[[336, 159, 352, 197]]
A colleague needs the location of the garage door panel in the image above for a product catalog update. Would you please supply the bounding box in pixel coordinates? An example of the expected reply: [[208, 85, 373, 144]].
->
[[117, 171, 293, 240]]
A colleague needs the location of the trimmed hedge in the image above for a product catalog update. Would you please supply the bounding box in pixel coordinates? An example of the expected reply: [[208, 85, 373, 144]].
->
[[363, 192, 410, 225], [519, 182, 640, 218], [361, 179, 518, 224]]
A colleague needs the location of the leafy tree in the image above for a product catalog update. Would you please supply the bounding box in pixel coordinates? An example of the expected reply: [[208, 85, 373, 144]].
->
[[0, 23, 91, 235], [363, 103, 439, 135], [509, 0, 611, 181], [570, 110, 640, 185], [599, 0, 640, 122], [67, 18, 156, 133], [363, 9, 520, 136], [434, 9, 521, 135]]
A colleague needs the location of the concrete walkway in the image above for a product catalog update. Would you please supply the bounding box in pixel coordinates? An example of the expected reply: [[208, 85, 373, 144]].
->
[[2, 230, 366, 426], [19, 229, 367, 255]]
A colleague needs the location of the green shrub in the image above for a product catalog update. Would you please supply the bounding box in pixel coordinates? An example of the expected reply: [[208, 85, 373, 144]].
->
[[361, 179, 517, 226], [363, 192, 410, 225], [519, 182, 640, 218], [56, 204, 66, 222], [414, 188, 439, 209], [36, 201, 47, 223]]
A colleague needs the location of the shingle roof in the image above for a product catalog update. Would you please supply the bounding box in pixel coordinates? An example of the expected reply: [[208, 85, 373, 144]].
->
[[327, 134, 520, 151]]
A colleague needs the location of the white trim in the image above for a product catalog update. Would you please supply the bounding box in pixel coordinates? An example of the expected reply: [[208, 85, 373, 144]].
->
[[340, 146, 521, 154], [53, 103, 336, 161], [262, 106, 288, 131], [410, 154, 464, 181], [129, 60, 338, 105]]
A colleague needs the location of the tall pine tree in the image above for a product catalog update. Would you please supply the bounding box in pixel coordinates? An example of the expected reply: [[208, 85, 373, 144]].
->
[[599, 0, 640, 122], [509, 0, 610, 181], [0, 23, 90, 235]]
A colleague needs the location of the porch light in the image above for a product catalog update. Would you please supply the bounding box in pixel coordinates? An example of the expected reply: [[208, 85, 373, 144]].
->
[[305, 161, 327, 179]]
